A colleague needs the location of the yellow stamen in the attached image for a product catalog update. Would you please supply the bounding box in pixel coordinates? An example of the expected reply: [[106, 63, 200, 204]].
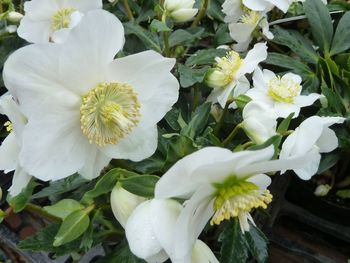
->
[[51, 8, 76, 31], [4, 121, 13, 133], [240, 10, 260, 26], [80, 82, 140, 146], [268, 76, 301, 103]]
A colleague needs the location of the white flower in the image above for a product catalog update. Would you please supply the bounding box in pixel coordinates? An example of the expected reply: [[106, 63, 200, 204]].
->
[[164, 0, 198, 23], [222, 0, 273, 51], [243, 0, 293, 13], [4, 10, 179, 182], [17, 0, 102, 43], [125, 199, 219, 263], [0, 95, 32, 196], [206, 43, 267, 108], [242, 101, 277, 144], [280, 116, 345, 180], [246, 68, 321, 118], [155, 146, 315, 261]]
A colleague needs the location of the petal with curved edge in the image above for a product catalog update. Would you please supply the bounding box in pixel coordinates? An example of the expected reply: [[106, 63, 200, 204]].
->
[[242, 0, 274, 11], [222, 0, 243, 23], [8, 166, 32, 197], [78, 148, 111, 180], [60, 10, 125, 95], [238, 43, 267, 76], [252, 67, 268, 91], [155, 147, 233, 199], [265, 0, 291, 13], [125, 201, 164, 260], [173, 185, 214, 262], [17, 16, 52, 44], [293, 148, 321, 180], [228, 23, 255, 43], [0, 133, 19, 172], [316, 127, 339, 153], [274, 102, 300, 118], [282, 72, 302, 84], [192, 240, 219, 263], [106, 50, 178, 127], [246, 174, 271, 189], [145, 250, 169, 263], [171, 9, 198, 23], [294, 94, 321, 107], [23, 0, 57, 20], [101, 124, 158, 162], [69, 0, 102, 12]]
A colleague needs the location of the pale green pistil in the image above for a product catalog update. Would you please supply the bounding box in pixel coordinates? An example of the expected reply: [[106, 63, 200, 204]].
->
[[51, 8, 76, 31], [267, 76, 301, 103]]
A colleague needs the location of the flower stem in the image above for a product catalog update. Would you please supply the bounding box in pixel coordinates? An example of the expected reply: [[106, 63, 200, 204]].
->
[[191, 0, 209, 27], [162, 13, 171, 57], [223, 123, 242, 146], [123, 0, 134, 21], [192, 85, 200, 111], [214, 103, 229, 136], [25, 203, 62, 223]]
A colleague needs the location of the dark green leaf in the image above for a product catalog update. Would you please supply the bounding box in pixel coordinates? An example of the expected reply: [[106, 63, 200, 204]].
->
[[207, 0, 225, 22], [277, 113, 294, 134], [317, 152, 340, 174], [53, 210, 90, 247], [150, 19, 171, 32], [336, 189, 350, 199], [331, 12, 350, 55], [235, 94, 251, 109], [178, 64, 209, 88], [7, 180, 38, 213], [96, 240, 144, 263], [304, 0, 333, 53], [44, 199, 84, 220], [124, 22, 161, 52], [169, 28, 204, 48], [165, 108, 182, 131], [245, 225, 269, 263], [120, 174, 159, 198], [186, 48, 227, 66]]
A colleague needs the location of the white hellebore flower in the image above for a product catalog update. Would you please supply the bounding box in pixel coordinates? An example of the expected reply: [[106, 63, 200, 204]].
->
[[206, 43, 267, 108], [222, 0, 273, 51], [164, 0, 198, 23], [243, 0, 293, 13], [242, 101, 277, 144], [155, 146, 316, 261], [0, 95, 32, 196], [4, 10, 179, 182], [280, 116, 345, 180], [17, 0, 102, 43], [246, 68, 321, 118], [110, 183, 147, 228], [125, 199, 219, 263]]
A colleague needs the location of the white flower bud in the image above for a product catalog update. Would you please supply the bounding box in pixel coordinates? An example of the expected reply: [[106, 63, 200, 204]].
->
[[5, 25, 18, 34], [7, 11, 23, 23], [110, 183, 146, 228], [314, 184, 331, 197], [164, 0, 198, 22], [205, 69, 228, 89]]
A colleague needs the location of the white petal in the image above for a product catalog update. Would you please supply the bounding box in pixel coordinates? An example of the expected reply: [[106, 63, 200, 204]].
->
[[101, 124, 158, 162], [316, 127, 338, 153], [145, 251, 169, 263], [125, 201, 164, 260], [60, 10, 125, 95], [274, 102, 300, 118], [8, 167, 32, 197], [222, 0, 243, 23], [155, 147, 233, 199], [294, 94, 321, 107], [265, 0, 291, 13], [23, 0, 57, 20], [106, 51, 178, 128], [78, 148, 111, 180], [282, 72, 302, 84], [0, 133, 19, 172], [69, 0, 102, 12], [207, 81, 235, 108], [191, 240, 219, 263], [238, 43, 267, 75], [51, 28, 71, 43], [17, 16, 52, 43], [293, 148, 321, 180], [246, 174, 271, 189], [228, 22, 255, 43], [243, 0, 274, 11], [252, 67, 268, 91], [170, 9, 198, 23]]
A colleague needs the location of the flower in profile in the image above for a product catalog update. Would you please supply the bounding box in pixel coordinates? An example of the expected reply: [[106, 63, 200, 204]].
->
[[0, 95, 32, 196], [246, 68, 321, 118], [164, 0, 198, 23], [125, 198, 219, 263], [242, 101, 277, 144], [155, 146, 315, 261], [17, 0, 102, 43], [206, 43, 267, 108], [280, 116, 345, 180], [4, 10, 179, 182]]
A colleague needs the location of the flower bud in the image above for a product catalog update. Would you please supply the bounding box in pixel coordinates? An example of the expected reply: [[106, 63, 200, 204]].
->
[[110, 183, 146, 228], [205, 69, 228, 89], [5, 25, 18, 34], [164, 0, 198, 23], [7, 11, 23, 23], [314, 184, 331, 197], [192, 240, 219, 263]]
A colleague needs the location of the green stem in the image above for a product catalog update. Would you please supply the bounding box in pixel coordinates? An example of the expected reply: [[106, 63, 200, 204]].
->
[[192, 85, 200, 111], [191, 0, 209, 27], [214, 103, 229, 136], [123, 0, 134, 21], [241, 141, 254, 149], [162, 13, 171, 57], [25, 203, 62, 223], [223, 123, 242, 146]]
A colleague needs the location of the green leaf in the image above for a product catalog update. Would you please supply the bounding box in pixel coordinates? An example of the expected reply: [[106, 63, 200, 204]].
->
[[186, 48, 227, 66], [150, 19, 171, 32], [244, 225, 269, 263], [304, 0, 333, 53], [177, 64, 209, 88], [271, 26, 319, 64], [321, 80, 344, 114], [169, 28, 204, 48], [331, 12, 350, 55], [96, 240, 144, 263], [336, 189, 350, 199], [53, 210, 90, 247], [165, 108, 182, 131], [181, 102, 212, 139], [317, 152, 340, 174], [219, 220, 249, 263], [207, 0, 225, 22], [277, 113, 294, 134], [7, 180, 38, 213], [124, 22, 161, 52], [235, 94, 251, 109], [43, 199, 84, 220], [120, 174, 159, 198], [165, 135, 198, 166]]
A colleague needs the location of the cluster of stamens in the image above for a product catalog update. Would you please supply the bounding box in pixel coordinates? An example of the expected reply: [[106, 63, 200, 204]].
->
[[240, 9, 261, 26], [267, 76, 301, 103], [211, 178, 272, 225], [51, 7, 76, 31], [213, 51, 243, 88], [4, 121, 13, 133], [80, 82, 140, 146]]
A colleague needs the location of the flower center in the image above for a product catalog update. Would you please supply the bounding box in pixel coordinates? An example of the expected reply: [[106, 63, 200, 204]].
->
[[4, 121, 13, 132], [211, 177, 272, 225], [240, 10, 260, 26], [80, 82, 141, 146], [51, 8, 76, 31], [267, 76, 301, 103], [215, 51, 242, 88]]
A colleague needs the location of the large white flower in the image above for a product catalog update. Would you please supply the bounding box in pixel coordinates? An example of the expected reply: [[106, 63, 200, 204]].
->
[[0, 95, 32, 196], [4, 10, 179, 182], [242, 101, 277, 144], [243, 0, 293, 13], [155, 146, 315, 261], [280, 116, 345, 180], [246, 68, 321, 118], [17, 0, 102, 43], [206, 43, 267, 108], [125, 198, 219, 263]]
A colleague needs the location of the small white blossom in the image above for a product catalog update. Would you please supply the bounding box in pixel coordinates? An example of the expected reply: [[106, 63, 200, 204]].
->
[[164, 0, 198, 23]]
